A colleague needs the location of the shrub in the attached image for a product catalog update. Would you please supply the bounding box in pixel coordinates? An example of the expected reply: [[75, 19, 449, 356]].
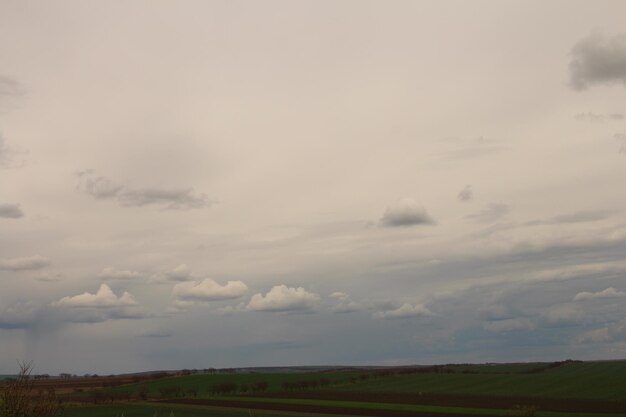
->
[[0, 362, 62, 417]]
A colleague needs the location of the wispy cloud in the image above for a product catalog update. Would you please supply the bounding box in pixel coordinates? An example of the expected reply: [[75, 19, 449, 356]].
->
[[0, 255, 50, 271], [466, 203, 509, 223], [574, 287, 626, 301]]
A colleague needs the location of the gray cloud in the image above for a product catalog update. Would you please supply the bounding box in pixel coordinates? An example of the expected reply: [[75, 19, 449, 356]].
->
[[0, 75, 21, 98], [0, 134, 26, 169], [457, 185, 473, 202], [150, 264, 193, 283], [569, 32, 626, 90], [380, 198, 435, 227], [34, 273, 64, 283], [0, 255, 50, 271], [0, 203, 23, 219], [76, 170, 211, 210], [329, 292, 360, 314], [466, 203, 509, 223]]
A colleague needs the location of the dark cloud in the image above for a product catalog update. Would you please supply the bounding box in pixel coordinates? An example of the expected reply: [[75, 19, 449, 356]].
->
[[380, 198, 435, 227], [457, 185, 473, 202], [0, 302, 38, 330], [466, 203, 509, 223], [76, 170, 211, 210], [0, 203, 23, 219], [569, 32, 626, 90], [0, 255, 50, 271]]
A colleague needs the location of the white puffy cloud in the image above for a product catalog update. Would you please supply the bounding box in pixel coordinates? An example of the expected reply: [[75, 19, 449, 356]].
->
[[0, 255, 50, 271], [98, 267, 144, 281], [373, 303, 433, 319], [574, 287, 626, 301], [380, 198, 435, 227], [247, 285, 320, 312], [53, 284, 137, 308], [0, 203, 24, 219], [173, 278, 248, 302]]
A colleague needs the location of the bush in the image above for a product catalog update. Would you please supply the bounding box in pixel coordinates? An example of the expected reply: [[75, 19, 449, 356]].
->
[[0, 362, 62, 417]]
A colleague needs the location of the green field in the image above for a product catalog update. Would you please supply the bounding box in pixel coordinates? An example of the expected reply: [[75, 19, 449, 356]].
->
[[329, 361, 626, 401], [58, 360, 626, 417]]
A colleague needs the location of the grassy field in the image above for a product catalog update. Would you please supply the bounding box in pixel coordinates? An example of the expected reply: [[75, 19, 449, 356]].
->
[[328, 361, 626, 401], [52, 360, 626, 417]]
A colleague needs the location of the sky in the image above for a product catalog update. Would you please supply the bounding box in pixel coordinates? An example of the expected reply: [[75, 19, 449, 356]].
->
[[1, 0, 626, 375]]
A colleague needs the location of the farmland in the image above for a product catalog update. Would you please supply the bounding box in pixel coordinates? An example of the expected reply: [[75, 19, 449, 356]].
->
[[14, 359, 620, 417]]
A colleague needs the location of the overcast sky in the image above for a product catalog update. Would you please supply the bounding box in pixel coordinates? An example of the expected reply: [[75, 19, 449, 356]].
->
[[2, 0, 626, 374]]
